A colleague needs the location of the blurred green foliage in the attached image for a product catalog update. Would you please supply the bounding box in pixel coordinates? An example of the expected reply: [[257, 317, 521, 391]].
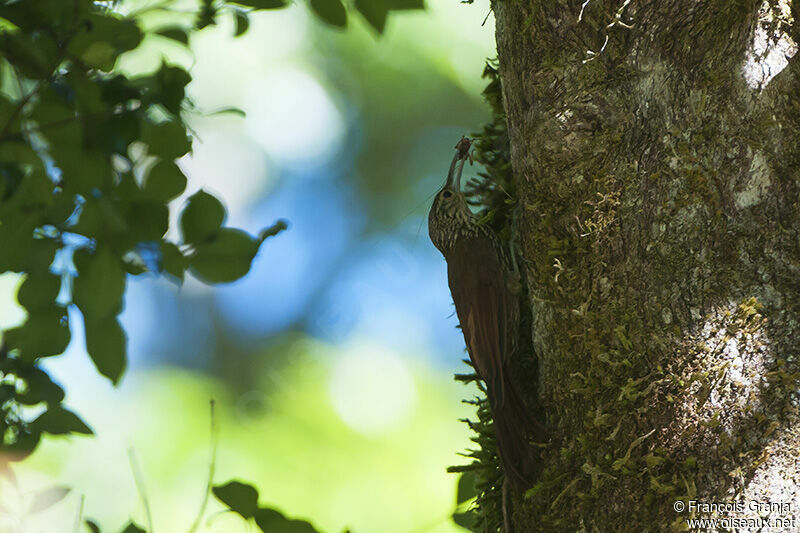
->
[[6, 354, 474, 532], [0, 0, 423, 530], [0, 0, 296, 470], [307, 0, 423, 31], [213, 479, 321, 532]]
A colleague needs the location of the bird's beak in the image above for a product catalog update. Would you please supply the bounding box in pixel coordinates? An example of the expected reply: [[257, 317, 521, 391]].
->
[[445, 150, 467, 191]]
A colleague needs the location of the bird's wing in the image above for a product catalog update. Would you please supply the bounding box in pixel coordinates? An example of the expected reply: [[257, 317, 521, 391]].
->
[[447, 235, 513, 403], [448, 236, 541, 489]]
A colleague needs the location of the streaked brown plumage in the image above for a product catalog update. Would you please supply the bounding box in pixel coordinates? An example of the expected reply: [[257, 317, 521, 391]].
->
[[429, 138, 542, 491]]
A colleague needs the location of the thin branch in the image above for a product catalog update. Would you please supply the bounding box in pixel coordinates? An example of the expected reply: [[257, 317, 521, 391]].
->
[[0, 30, 77, 140], [0, 105, 142, 144], [72, 495, 84, 533], [0, 78, 46, 140], [187, 399, 219, 533], [128, 448, 154, 533]]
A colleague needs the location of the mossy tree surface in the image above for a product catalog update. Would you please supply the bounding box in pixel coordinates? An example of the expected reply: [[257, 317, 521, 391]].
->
[[486, 1, 800, 530]]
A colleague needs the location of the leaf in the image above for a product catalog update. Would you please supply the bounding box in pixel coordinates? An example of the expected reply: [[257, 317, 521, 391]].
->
[[4, 426, 41, 461], [0, 1, 62, 32], [205, 107, 246, 118], [142, 160, 187, 202], [159, 241, 188, 282], [4, 306, 70, 359], [17, 272, 62, 311], [28, 486, 70, 514], [99, 74, 143, 107], [0, 142, 43, 177], [0, 383, 16, 403], [52, 149, 113, 195], [29, 83, 72, 127], [354, 0, 387, 33], [125, 201, 169, 242], [84, 316, 127, 384], [254, 508, 286, 530], [32, 406, 93, 435], [212, 480, 259, 519], [67, 70, 106, 114], [285, 521, 321, 533], [68, 14, 143, 71], [254, 508, 321, 533], [309, 0, 347, 28], [0, 93, 20, 134], [72, 248, 126, 321], [190, 228, 259, 283], [85, 519, 101, 533], [23, 237, 60, 274], [71, 197, 122, 238], [17, 366, 65, 405], [233, 11, 250, 36], [43, 193, 80, 228], [154, 63, 191, 115], [120, 522, 146, 533], [232, 0, 287, 9], [1, 167, 54, 213], [92, 111, 140, 155], [453, 510, 478, 531], [456, 471, 478, 504], [179, 190, 226, 243], [385, 0, 424, 8], [141, 119, 192, 160], [154, 27, 189, 44], [276, 520, 320, 533], [0, 214, 38, 272], [0, 31, 57, 78], [80, 42, 116, 71]]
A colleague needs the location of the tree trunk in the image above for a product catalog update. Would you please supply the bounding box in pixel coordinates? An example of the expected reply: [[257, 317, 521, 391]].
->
[[489, 0, 800, 530]]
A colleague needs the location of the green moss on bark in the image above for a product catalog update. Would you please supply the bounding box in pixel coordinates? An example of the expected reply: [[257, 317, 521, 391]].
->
[[485, 0, 800, 530]]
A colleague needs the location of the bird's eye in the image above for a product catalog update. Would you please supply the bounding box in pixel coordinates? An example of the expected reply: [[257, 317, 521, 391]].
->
[[442, 190, 453, 198]]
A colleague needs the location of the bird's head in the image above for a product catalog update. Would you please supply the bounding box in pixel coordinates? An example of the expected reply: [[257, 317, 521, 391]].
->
[[428, 140, 473, 256]]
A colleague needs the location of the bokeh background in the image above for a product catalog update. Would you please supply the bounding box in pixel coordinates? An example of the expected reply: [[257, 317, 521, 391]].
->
[[0, 1, 496, 531]]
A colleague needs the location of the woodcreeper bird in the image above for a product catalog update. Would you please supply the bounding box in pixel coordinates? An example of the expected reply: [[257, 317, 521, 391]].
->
[[428, 138, 542, 491]]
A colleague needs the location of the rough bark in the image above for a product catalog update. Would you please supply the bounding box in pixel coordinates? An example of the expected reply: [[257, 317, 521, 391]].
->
[[489, 0, 800, 530]]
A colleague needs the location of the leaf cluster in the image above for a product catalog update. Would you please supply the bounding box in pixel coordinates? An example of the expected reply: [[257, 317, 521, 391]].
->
[[190, 0, 424, 36], [307, 0, 423, 33], [212, 480, 322, 532], [0, 0, 290, 466]]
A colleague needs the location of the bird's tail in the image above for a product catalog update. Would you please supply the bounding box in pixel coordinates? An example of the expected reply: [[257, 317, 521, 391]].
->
[[488, 379, 543, 492]]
